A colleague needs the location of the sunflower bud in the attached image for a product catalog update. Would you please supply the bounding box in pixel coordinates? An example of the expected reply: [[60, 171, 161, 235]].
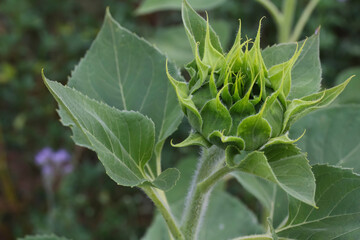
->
[[167, 17, 351, 165]]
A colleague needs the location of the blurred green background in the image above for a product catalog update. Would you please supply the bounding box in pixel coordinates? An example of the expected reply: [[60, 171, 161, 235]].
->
[[0, 0, 359, 239]]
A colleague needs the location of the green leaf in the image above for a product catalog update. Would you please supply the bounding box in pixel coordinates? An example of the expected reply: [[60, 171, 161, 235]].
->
[[283, 77, 352, 131], [229, 98, 256, 135], [262, 98, 284, 138], [182, 0, 223, 58], [171, 131, 211, 148], [264, 144, 316, 207], [62, 10, 183, 161], [148, 20, 231, 67], [232, 173, 289, 228], [18, 235, 69, 240], [200, 98, 232, 137], [290, 105, 360, 173], [152, 168, 180, 191], [166, 63, 202, 131], [277, 165, 360, 239], [236, 144, 316, 207], [44, 77, 154, 187], [237, 113, 271, 151], [198, 191, 263, 239], [136, 0, 226, 15], [334, 67, 360, 104], [262, 34, 321, 99], [208, 131, 245, 153]]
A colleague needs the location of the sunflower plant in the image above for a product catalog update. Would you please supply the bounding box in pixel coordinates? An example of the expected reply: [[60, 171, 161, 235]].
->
[[33, 1, 360, 240]]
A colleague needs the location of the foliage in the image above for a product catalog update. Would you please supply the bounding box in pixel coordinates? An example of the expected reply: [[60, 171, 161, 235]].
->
[[2, 0, 358, 239], [36, 0, 360, 239]]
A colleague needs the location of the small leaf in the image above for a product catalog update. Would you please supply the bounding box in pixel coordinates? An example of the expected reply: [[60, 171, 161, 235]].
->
[[277, 165, 360, 239], [182, 0, 223, 58], [207, 131, 244, 165], [200, 98, 232, 138], [166, 62, 203, 131], [44, 77, 154, 187], [202, 14, 226, 69], [171, 131, 211, 148], [262, 97, 284, 138], [151, 168, 180, 191], [283, 76, 352, 131], [267, 42, 304, 98], [237, 113, 271, 151], [262, 34, 321, 99], [229, 98, 256, 135], [148, 20, 231, 67]]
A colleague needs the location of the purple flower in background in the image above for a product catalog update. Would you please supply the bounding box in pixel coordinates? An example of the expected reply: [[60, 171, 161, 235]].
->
[[34, 147, 73, 177], [52, 149, 71, 164], [35, 147, 53, 165]]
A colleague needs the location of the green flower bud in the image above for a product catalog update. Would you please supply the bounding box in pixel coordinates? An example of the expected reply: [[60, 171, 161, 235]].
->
[[167, 17, 352, 165]]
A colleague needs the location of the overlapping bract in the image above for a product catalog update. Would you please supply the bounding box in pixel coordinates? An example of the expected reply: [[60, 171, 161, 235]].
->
[[167, 15, 351, 164]]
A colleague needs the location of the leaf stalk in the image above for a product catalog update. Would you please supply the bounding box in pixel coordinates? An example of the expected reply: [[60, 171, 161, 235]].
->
[[142, 186, 184, 240]]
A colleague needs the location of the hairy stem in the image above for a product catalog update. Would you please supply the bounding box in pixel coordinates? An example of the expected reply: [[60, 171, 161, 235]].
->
[[231, 234, 273, 240], [181, 146, 232, 240], [142, 186, 184, 240], [290, 0, 320, 42]]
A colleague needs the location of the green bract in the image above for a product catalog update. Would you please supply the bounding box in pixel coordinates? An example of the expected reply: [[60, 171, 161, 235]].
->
[[167, 8, 351, 165]]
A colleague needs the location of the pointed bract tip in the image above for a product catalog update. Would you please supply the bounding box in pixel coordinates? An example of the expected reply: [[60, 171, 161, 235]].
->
[[105, 7, 113, 20]]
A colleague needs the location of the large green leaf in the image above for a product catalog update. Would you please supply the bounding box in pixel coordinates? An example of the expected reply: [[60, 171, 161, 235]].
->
[[44, 78, 154, 187], [232, 173, 288, 228], [277, 165, 360, 239], [136, 0, 226, 15], [236, 145, 316, 207], [334, 67, 360, 104], [262, 34, 321, 99], [148, 20, 231, 67], [62, 10, 183, 161], [290, 105, 360, 173]]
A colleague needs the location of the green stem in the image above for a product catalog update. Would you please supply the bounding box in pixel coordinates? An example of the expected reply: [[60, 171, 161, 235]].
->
[[290, 0, 320, 42], [142, 186, 184, 240], [231, 234, 273, 240], [256, 0, 283, 26], [181, 165, 233, 239], [278, 0, 297, 42]]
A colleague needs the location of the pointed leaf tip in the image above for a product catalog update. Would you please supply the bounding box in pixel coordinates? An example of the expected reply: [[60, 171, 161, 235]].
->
[[171, 132, 211, 148]]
